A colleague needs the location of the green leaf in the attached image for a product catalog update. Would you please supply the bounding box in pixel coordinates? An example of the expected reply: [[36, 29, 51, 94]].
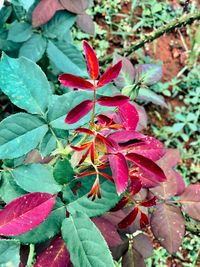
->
[[53, 158, 74, 185], [61, 211, 114, 267], [0, 28, 20, 52], [47, 40, 87, 76], [0, 113, 48, 159], [8, 0, 35, 11], [39, 130, 56, 157], [19, 33, 47, 62], [7, 20, 32, 42], [137, 88, 168, 108], [63, 175, 119, 217], [13, 200, 65, 244], [0, 240, 20, 266], [0, 53, 52, 115], [0, 6, 12, 25], [43, 11, 76, 40], [0, 172, 26, 203], [11, 163, 62, 194]]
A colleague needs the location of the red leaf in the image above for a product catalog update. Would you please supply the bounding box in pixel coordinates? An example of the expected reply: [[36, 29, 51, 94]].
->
[[83, 41, 99, 80], [35, 236, 71, 267], [59, 73, 94, 90], [110, 196, 129, 212], [108, 153, 129, 194], [118, 207, 139, 229], [60, 0, 89, 14], [180, 184, 200, 221], [77, 13, 95, 35], [129, 177, 142, 196], [126, 153, 166, 183], [0, 193, 56, 236], [65, 100, 94, 124], [139, 212, 149, 229], [32, 0, 64, 28], [97, 95, 129, 107], [151, 203, 185, 253], [140, 196, 157, 207], [75, 127, 94, 135], [132, 233, 153, 259], [117, 102, 139, 130], [97, 61, 122, 88]]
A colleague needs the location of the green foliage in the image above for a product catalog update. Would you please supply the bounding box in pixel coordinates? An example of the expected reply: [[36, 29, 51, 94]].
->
[[0, 113, 48, 159], [11, 163, 62, 194], [0, 240, 20, 266], [62, 211, 114, 267], [0, 54, 51, 115]]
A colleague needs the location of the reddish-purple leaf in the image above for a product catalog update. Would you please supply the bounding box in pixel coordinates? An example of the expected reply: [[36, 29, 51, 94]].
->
[[59, 73, 94, 90], [92, 217, 123, 248], [35, 236, 71, 267], [113, 54, 136, 88], [108, 152, 129, 194], [151, 204, 185, 253], [132, 233, 153, 259], [110, 196, 129, 212], [140, 212, 149, 229], [97, 61, 122, 88], [60, 0, 89, 14], [77, 13, 95, 35], [65, 100, 94, 124], [117, 102, 139, 130], [151, 149, 185, 199], [32, 0, 64, 28], [97, 95, 129, 107], [122, 248, 146, 267], [126, 153, 166, 183], [134, 102, 148, 131], [83, 41, 99, 80], [118, 207, 139, 229], [0, 192, 56, 236], [180, 184, 200, 221], [135, 64, 162, 86]]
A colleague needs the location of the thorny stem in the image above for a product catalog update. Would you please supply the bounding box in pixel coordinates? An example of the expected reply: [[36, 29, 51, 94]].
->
[[100, 10, 200, 64]]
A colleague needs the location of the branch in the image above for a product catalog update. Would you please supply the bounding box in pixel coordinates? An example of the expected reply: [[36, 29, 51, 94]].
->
[[100, 11, 200, 64]]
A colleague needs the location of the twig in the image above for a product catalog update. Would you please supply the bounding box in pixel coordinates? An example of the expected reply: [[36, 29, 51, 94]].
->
[[100, 11, 200, 64]]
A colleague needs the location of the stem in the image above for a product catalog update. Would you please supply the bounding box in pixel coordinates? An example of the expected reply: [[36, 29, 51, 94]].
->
[[91, 88, 97, 124], [26, 244, 35, 267], [100, 10, 200, 64]]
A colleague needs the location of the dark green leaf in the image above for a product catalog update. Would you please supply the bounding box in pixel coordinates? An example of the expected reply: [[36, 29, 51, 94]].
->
[[19, 33, 47, 62], [0, 172, 27, 203], [7, 21, 32, 42], [0, 6, 12, 25], [63, 175, 120, 217], [43, 11, 76, 39], [39, 130, 57, 157], [53, 158, 74, 185], [11, 163, 62, 194], [47, 40, 87, 76], [0, 113, 48, 159], [62, 211, 114, 267], [0, 240, 20, 266], [0, 53, 52, 114]]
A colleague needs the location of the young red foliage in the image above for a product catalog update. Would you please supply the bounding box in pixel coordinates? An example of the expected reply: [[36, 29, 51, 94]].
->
[[83, 40, 99, 80]]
